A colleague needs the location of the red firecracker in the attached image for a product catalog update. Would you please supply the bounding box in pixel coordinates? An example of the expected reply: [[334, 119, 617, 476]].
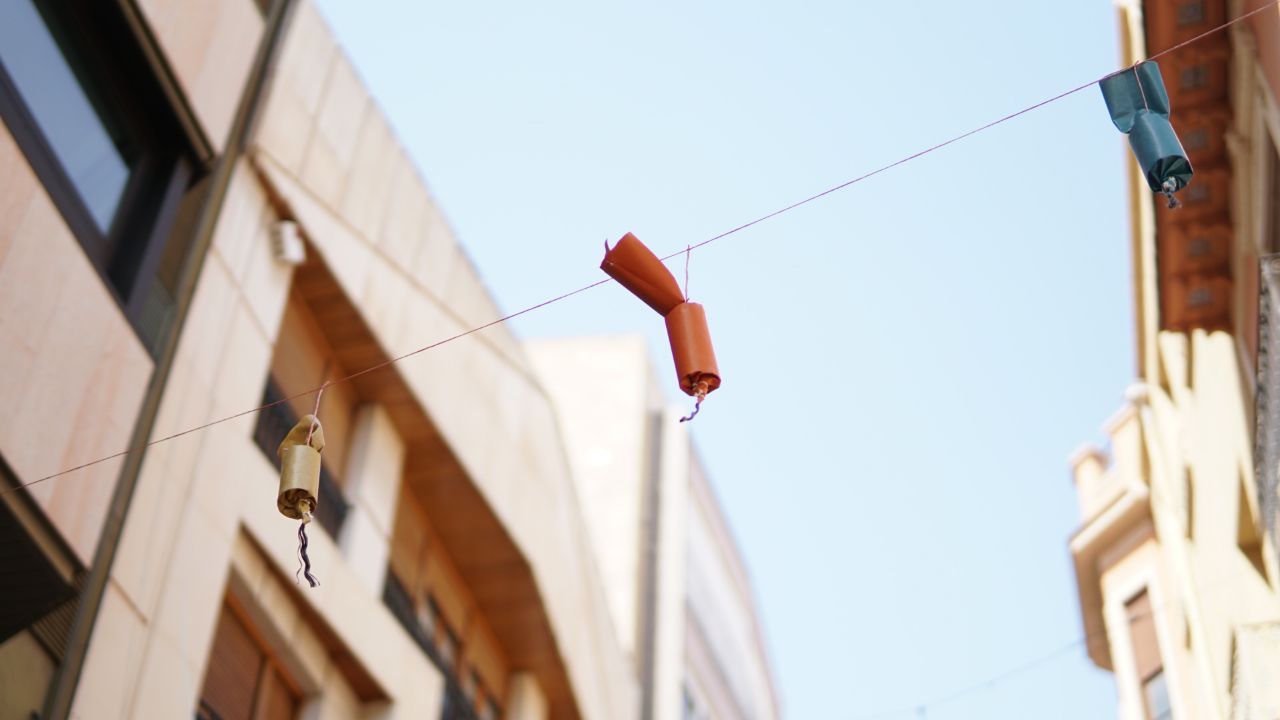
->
[[601, 233, 720, 419]]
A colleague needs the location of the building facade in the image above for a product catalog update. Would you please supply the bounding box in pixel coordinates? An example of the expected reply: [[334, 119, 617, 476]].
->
[[1069, 1, 1280, 719], [527, 337, 781, 720], [0, 2, 774, 719]]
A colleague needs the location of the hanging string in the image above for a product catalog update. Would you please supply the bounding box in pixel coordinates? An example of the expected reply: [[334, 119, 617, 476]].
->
[[306, 381, 327, 446], [3, 0, 1276, 497], [683, 244, 692, 301]]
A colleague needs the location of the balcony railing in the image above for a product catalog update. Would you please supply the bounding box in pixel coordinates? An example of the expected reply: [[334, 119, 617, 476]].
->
[[382, 572, 479, 720]]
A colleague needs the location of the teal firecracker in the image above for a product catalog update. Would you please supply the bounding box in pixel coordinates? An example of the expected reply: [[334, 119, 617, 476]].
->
[[1099, 61, 1194, 208]]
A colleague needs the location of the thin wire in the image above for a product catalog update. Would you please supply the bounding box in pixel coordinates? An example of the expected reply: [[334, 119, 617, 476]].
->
[[4, 0, 1275, 497], [846, 641, 1090, 720], [666, 0, 1275, 263], [2, 277, 611, 495], [844, 578, 1228, 720]]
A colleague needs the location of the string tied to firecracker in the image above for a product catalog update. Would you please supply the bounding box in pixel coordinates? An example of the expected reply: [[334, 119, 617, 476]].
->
[[1132, 63, 1149, 111], [305, 381, 327, 445]]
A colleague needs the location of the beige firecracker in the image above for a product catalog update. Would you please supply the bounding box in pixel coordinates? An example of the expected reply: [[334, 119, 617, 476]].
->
[[277, 414, 324, 521]]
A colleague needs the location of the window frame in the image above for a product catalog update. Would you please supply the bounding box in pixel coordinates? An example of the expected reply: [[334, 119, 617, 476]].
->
[[1125, 589, 1171, 720], [198, 597, 302, 720], [0, 0, 195, 335]]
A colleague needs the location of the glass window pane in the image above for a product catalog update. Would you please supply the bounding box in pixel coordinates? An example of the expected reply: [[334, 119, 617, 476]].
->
[[1144, 670, 1172, 720], [0, 0, 131, 232]]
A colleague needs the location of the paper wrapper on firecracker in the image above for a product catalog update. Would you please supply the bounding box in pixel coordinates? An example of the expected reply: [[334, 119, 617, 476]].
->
[[600, 232, 686, 316], [665, 302, 721, 397], [601, 232, 723, 405], [1099, 61, 1194, 199], [277, 414, 324, 520]]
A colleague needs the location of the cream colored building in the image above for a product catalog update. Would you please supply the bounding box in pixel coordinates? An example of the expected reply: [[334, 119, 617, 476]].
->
[[0, 2, 774, 719], [1069, 1, 1280, 719], [527, 337, 780, 720]]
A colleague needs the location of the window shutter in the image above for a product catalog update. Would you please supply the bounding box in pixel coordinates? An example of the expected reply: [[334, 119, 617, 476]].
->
[[254, 666, 299, 720], [200, 606, 265, 720]]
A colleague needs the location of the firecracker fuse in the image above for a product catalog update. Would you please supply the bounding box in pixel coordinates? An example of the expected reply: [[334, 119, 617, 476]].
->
[[278, 414, 323, 587]]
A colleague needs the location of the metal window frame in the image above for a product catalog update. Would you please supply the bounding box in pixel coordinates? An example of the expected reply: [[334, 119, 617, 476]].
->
[[0, 0, 195, 344]]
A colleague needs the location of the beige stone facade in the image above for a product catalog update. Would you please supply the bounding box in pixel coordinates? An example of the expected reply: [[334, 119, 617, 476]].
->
[[1069, 2, 1280, 718], [0, 2, 774, 720], [527, 337, 781, 720]]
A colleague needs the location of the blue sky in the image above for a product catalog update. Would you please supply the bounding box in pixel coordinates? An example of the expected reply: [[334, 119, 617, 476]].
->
[[314, 1, 1130, 716]]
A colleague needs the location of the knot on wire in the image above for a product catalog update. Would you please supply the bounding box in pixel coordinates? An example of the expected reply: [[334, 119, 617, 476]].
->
[[1161, 179, 1182, 209], [296, 505, 319, 588]]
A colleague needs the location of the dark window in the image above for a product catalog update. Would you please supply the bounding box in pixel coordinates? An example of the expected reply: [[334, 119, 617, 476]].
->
[[1182, 128, 1209, 151], [432, 607, 471, 720], [470, 672, 501, 720], [1177, 0, 1204, 26], [0, 1, 128, 231], [433, 598, 461, 669], [0, 455, 86, 717], [1180, 65, 1208, 91], [380, 573, 479, 720], [383, 572, 436, 656], [253, 379, 349, 538], [0, 0, 196, 348], [440, 679, 480, 720], [1187, 183, 1210, 204], [313, 463, 346, 537]]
